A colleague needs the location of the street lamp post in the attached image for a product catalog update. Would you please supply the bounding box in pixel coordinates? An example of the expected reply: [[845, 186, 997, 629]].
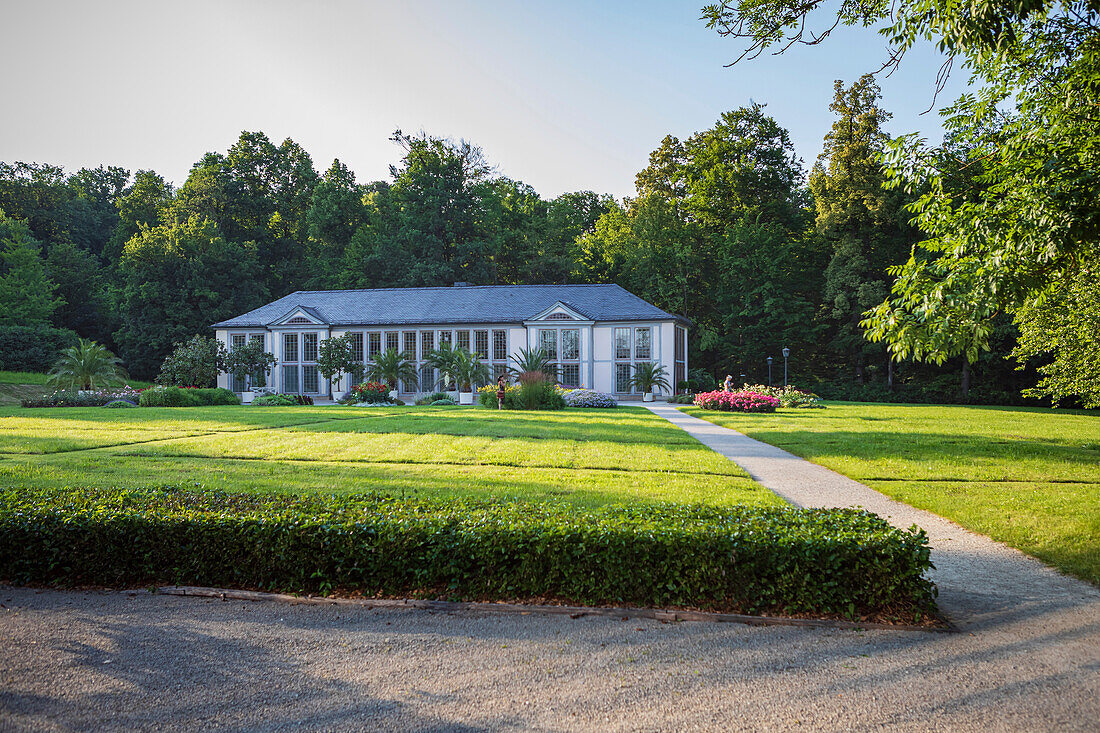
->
[[782, 347, 790, 387], [767, 356, 773, 387]]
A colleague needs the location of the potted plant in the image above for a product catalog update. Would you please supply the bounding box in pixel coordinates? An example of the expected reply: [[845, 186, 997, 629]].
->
[[224, 340, 276, 404], [629, 362, 672, 402], [317, 333, 359, 400], [425, 342, 462, 396], [365, 347, 419, 399], [452, 348, 489, 405]]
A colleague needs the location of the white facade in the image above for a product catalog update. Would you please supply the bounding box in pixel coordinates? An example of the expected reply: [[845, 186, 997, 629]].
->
[[216, 301, 688, 399]]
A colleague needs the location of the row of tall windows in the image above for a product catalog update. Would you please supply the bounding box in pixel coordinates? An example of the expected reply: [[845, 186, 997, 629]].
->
[[613, 326, 653, 394], [341, 328, 509, 392], [536, 328, 582, 388], [281, 332, 319, 394], [674, 326, 687, 393], [229, 333, 267, 392]]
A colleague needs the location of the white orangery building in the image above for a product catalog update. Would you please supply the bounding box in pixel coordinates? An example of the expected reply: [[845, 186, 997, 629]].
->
[[212, 283, 689, 399]]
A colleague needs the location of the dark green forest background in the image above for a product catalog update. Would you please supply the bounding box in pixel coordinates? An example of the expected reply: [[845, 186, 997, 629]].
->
[[0, 77, 1038, 402]]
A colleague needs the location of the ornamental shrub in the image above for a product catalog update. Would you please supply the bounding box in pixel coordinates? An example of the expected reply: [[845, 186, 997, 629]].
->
[[0, 486, 938, 621], [252, 394, 296, 406], [694, 390, 779, 413], [103, 400, 137, 408], [191, 388, 241, 406], [562, 389, 618, 408], [157, 335, 226, 388], [430, 398, 456, 406], [741, 384, 825, 409], [139, 386, 202, 407]]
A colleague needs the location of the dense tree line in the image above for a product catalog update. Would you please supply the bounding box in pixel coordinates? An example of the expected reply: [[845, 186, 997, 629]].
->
[[0, 83, 1054, 402]]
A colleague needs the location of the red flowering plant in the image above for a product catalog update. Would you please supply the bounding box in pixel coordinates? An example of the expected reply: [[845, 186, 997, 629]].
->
[[350, 381, 392, 404], [694, 390, 779, 413]]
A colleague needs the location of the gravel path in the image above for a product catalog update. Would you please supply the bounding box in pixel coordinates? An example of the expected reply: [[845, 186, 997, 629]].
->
[[1, 407, 1097, 731], [642, 403, 1100, 629], [2, 586, 1098, 732]]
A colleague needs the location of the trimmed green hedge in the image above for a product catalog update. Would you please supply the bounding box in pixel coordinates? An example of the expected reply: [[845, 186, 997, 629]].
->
[[0, 487, 937, 620], [139, 387, 240, 407]]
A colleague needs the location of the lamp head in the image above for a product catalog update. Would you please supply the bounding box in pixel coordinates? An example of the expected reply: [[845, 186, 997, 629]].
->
[[782, 347, 790, 358]]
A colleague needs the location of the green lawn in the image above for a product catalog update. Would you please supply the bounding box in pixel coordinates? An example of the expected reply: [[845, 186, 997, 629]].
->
[[0, 371, 154, 388], [0, 405, 781, 510], [0, 371, 50, 385], [681, 402, 1100, 585]]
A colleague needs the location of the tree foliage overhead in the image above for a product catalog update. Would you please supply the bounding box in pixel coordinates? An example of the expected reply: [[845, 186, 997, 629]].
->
[[704, 0, 1100, 405]]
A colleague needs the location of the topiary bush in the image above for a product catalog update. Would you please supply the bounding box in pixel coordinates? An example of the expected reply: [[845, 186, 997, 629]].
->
[[430, 398, 456, 406], [252, 394, 296, 406], [0, 486, 939, 621], [192, 388, 241, 406], [103, 400, 137, 408], [139, 386, 202, 407]]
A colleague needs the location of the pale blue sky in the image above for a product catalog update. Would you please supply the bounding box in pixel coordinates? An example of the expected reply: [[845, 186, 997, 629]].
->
[[0, 0, 965, 200]]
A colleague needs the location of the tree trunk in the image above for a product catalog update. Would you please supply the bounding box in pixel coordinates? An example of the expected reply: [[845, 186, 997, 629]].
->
[[887, 358, 894, 389], [961, 361, 971, 399]]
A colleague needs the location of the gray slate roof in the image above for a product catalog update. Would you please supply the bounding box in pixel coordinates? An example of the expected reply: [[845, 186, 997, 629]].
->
[[211, 284, 683, 328]]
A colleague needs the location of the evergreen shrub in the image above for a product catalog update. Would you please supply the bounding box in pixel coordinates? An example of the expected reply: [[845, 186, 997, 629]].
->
[[0, 486, 938, 620]]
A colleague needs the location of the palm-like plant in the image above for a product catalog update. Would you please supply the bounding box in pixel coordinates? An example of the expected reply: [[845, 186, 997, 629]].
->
[[510, 346, 554, 378], [425, 342, 462, 390], [629, 362, 671, 395], [365, 348, 419, 391], [452, 348, 490, 392], [47, 339, 128, 392]]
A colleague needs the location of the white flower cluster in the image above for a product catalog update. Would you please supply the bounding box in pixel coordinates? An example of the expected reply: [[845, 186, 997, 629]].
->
[[562, 389, 618, 408]]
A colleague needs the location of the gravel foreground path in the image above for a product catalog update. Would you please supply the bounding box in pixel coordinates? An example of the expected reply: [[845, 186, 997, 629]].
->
[[1, 408, 1098, 732]]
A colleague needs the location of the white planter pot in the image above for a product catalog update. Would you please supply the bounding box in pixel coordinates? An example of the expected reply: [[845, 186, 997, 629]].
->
[[388, 390, 399, 401], [642, 392, 654, 402], [459, 392, 474, 405], [332, 390, 347, 402], [242, 391, 255, 404]]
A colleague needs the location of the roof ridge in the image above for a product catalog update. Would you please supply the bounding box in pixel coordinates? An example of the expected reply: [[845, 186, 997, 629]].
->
[[287, 283, 620, 295]]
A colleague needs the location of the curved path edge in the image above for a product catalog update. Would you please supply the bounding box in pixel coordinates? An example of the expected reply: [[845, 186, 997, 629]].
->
[[643, 403, 1100, 634]]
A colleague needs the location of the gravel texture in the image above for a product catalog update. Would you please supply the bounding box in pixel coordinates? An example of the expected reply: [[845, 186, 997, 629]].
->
[[2, 586, 1098, 732], [1, 406, 1097, 731]]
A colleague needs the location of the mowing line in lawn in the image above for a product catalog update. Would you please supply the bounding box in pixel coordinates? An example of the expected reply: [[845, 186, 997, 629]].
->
[[0, 410, 419, 456], [108, 450, 746, 479]]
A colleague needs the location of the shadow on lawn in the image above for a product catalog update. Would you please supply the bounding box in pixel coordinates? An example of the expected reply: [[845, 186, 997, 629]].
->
[[730, 429, 1100, 480], [295, 407, 696, 445]]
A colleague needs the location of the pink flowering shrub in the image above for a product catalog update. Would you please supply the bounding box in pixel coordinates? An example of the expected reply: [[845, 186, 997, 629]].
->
[[694, 390, 779, 413]]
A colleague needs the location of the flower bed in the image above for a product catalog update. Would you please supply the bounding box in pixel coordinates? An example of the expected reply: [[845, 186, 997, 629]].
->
[[694, 390, 780, 413], [0, 486, 938, 621], [21, 385, 144, 408], [562, 389, 618, 408], [741, 384, 825, 409], [350, 381, 392, 404]]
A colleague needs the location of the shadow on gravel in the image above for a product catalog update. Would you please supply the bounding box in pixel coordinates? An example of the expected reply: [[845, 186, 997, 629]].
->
[[2, 586, 1098, 731], [0, 592, 486, 732]]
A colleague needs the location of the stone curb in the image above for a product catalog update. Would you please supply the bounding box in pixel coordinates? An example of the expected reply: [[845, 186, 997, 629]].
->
[[156, 586, 952, 633]]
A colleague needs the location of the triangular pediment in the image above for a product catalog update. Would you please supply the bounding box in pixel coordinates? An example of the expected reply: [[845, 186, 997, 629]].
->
[[268, 305, 327, 327], [527, 301, 591, 322]]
